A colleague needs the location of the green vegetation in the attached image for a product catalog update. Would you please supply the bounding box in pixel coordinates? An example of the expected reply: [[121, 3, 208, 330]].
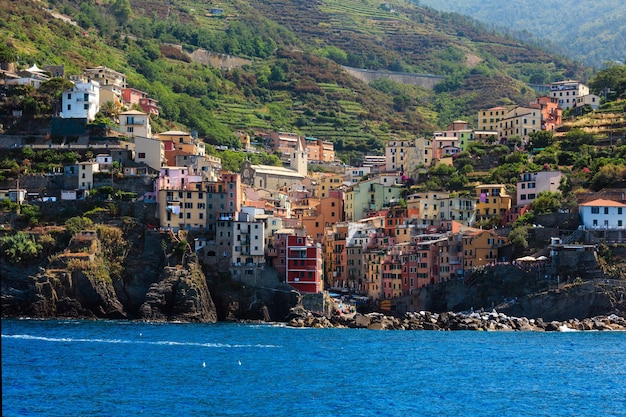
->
[[0, 0, 585, 159], [65, 216, 94, 236], [417, 0, 626, 68], [0, 231, 42, 264]]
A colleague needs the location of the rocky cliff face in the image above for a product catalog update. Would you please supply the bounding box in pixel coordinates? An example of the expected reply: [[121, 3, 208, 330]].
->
[[0, 264, 127, 319], [1, 231, 219, 322], [138, 255, 217, 323]]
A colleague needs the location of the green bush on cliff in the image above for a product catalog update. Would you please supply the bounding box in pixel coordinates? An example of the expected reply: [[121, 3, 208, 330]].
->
[[65, 216, 94, 236], [0, 232, 42, 264]]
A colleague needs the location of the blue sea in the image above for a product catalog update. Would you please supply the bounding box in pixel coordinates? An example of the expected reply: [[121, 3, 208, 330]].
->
[[2, 319, 626, 417]]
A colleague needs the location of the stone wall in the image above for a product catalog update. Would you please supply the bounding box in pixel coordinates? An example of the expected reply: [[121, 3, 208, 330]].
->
[[190, 49, 253, 69], [341, 66, 444, 89]]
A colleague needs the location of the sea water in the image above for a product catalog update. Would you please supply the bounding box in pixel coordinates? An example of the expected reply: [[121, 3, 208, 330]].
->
[[2, 319, 626, 417]]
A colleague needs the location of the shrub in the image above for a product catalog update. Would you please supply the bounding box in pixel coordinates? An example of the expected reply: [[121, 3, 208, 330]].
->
[[0, 232, 42, 264]]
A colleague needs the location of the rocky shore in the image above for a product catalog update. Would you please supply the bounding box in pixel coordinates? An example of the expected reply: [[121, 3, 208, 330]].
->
[[286, 307, 626, 331]]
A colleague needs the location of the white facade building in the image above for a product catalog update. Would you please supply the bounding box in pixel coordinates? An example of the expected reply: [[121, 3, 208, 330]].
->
[[119, 110, 152, 139], [579, 199, 626, 230], [61, 80, 100, 121], [549, 80, 590, 110], [516, 171, 563, 206]]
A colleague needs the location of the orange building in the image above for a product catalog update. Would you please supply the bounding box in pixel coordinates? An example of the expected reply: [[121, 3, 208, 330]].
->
[[462, 229, 507, 269]]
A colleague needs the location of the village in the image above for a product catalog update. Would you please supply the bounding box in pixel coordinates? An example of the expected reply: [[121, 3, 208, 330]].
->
[[1, 64, 625, 313]]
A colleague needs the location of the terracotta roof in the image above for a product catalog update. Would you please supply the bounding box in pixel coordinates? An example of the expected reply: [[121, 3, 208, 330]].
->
[[579, 199, 626, 207]]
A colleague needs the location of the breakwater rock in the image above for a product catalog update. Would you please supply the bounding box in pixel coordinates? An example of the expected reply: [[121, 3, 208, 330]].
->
[[286, 309, 626, 331]]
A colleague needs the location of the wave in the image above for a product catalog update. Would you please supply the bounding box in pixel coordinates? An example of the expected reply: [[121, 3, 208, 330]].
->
[[1, 334, 281, 348]]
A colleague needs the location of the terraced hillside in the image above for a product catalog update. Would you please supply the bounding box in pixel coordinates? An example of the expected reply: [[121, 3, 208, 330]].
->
[[1, 0, 585, 157]]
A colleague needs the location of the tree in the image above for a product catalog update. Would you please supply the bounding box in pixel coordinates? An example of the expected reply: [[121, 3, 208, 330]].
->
[[0, 232, 42, 264], [561, 129, 596, 151], [529, 131, 555, 149], [65, 216, 94, 236], [111, 0, 132, 25], [530, 191, 563, 214], [589, 63, 626, 100], [100, 101, 122, 122], [508, 226, 529, 257]]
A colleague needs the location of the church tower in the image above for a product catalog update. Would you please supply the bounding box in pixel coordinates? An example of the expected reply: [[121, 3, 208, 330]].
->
[[292, 136, 308, 177]]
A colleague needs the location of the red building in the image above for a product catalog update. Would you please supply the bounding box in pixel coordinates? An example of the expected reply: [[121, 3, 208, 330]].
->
[[286, 235, 323, 293], [139, 97, 159, 117], [529, 96, 562, 132]]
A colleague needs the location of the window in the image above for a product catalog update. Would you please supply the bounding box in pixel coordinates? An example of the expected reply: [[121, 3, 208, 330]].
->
[[67, 104, 71, 111], [593, 220, 598, 227], [618, 208, 623, 215], [84, 104, 89, 110], [68, 93, 72, 99], [138, 152, 145, 159], [604, 207, 609, 215], [591, 207, 599, 214]]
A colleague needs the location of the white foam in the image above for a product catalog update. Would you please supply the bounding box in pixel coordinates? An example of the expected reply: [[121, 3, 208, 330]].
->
[[1, 334, 281, 348]]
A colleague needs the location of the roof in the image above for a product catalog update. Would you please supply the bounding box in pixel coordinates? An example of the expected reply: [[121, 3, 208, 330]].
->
[[159, 130, 190, 136], [25, 64, 45, 73], [120, 110, 147, 115], [579, 199, 626, 207], [251, 165, 305, 178]]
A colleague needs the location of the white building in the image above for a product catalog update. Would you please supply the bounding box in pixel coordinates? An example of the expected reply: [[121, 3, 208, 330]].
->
[[575, 94, 601, 110], [134, 136, 165, 171], [61, 80, 100, 121], [78, 161, 99, 190], [385, 138, 431, 173], [232, 212, 265, 266], [579, 199, 626, 230], [517, 171, 563, 206], [549, 80, 590, 110], [119, 110, 152, 139]]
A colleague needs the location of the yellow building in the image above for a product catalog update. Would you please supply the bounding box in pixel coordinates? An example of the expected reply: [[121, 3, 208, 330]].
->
[[314, 173, 344, 199], [478, 106, 508, 131], [475, 184, 512, 220], [158, 186, 208, 231], [462, 229, 507, 269]]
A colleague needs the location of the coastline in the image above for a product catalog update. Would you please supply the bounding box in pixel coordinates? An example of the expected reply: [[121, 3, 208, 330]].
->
[[285, 308, 626, 331]]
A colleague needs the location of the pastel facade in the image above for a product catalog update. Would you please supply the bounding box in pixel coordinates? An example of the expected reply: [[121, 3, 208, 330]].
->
[[78, 161, 99, 190], [61, 80, 100, 120], [134, 136, 165, 171], [119, 110, 152, 139], [498, 106, 541, 143], [462, 229, 507, 269], [517, 171, 563, 206], [305, 138, 335, 162], [344, 176, 402, 222], [475, 184, 512, 219], [478, 107, 508, 131], [285, 235, 324, 294], [385, 138, 428, 174], [549, 80, 589, 110], [579, 199, 626, 230]]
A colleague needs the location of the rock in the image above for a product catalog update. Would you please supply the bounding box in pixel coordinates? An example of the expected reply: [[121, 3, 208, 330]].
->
[[368, 322, 385, 330], [545, 321, 561, 331], [138, 262, 217, 323], [354, 314, 371, 328]]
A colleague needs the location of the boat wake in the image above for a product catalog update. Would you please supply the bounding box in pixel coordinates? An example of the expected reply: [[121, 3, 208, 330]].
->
[[1, 334, 281, 348]]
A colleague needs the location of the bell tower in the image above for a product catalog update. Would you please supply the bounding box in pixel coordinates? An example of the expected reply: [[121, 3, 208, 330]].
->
[[292, 136, 308, 176]]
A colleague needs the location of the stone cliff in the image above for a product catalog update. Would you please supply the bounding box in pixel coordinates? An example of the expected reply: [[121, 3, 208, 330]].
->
[[1, 228, 219, 323]]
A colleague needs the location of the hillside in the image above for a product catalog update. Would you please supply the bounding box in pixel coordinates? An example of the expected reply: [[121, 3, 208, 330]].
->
[[1, 0, 585, 161], [417, 0, 626, 68]]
